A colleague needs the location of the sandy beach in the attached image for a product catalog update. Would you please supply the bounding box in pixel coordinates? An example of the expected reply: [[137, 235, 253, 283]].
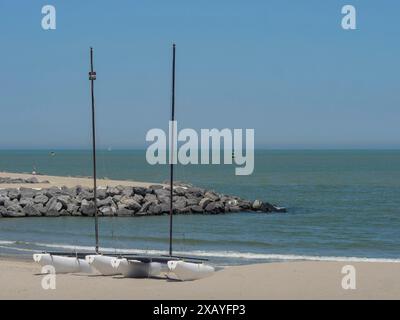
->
[[0, 171, 159, 189], [0, 258, 399, 299]]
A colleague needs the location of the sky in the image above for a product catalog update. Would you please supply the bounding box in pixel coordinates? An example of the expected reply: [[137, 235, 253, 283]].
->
[[0, 0, 399, 149]]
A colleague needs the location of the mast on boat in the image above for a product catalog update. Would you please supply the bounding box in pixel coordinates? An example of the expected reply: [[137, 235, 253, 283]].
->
[[169, 43, 176, 256], [89, 47, 99, 254]]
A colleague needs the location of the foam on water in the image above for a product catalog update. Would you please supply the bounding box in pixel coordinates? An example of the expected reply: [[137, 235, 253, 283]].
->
[[1, 240, 399, 263]]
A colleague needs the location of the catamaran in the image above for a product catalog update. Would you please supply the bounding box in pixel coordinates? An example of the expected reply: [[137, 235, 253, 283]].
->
[[33, 45, 215, 281], [109, 44, 215, 280]]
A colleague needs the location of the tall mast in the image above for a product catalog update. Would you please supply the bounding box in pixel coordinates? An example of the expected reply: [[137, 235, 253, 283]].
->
[[89, 47, 99, 253], [169, 43, 176, 256]]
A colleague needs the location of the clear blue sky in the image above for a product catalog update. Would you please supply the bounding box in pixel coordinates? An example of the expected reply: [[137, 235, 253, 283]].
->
[[0, 0, 399, 149]]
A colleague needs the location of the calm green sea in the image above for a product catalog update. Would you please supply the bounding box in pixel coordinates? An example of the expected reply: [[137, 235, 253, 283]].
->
[[0, 150, 399, 264]]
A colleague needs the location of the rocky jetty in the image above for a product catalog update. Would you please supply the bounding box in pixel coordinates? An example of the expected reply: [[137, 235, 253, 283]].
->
[[0, 176, 49, 184], [0, 183, 286, 218]]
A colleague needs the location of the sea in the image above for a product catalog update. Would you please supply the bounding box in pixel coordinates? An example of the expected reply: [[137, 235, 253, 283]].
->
[[0, 150, 399, 265]]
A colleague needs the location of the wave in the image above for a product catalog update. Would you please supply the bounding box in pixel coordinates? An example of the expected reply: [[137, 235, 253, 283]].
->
[[1, 240, 400, 263]]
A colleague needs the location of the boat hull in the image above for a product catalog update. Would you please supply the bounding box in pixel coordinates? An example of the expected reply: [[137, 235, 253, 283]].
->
[[167, 260, 215, 281], [111, 258, 165, 278], [85, 255, 121, 276], [33, 253, 93, 274]]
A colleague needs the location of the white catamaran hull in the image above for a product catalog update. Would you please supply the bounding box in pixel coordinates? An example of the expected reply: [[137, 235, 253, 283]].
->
[[111, 258, 165, 278], [85, 255, 121, 276], [33, 253, 93, 274], [167, 260, 215, 281]]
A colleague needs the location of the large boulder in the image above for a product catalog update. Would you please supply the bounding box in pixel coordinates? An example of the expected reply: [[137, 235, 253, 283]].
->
[[252, 200, 263, 210], [144, 193, 158, 203], [23, 204, 42, 217], [80, 199, 95, 216], [8, 189, 20, 201], [106, 186, 120, 196], [97, 196, 115, 207], [121, 186, 133, 197], [133, 187, 147, 196], [34, 194, 49, 204], [204, 191, 220, 202], [57, 195, 73, 209], [100, 206, 116, 216], [199, 198, 212, 209], [119, 197, 141, 212], [20, 187, 36, 198], [190, 205, 204, 214], [19, 197, 34, 207], [45, 197, 63, 216], [205, 201, 225, 214], [148, 203, 163, 215]]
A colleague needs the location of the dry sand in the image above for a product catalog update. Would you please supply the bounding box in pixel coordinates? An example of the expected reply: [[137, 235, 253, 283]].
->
[[0, 171, 159, 189], [0, 258, 399, 299]]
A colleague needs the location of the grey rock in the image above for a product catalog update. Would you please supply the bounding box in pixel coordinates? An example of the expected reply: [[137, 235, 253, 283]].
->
[[5, 202, 23, 213], [148, 203, 163, 215], [154, 189, 170, 198], [174, 187, 187, 196], [106, 186, 120, 196], [140, 201, 155, 213], [132, 194, 144, 204], [26, 177, 39, 184], [100, 206, 116, 216], [44, 187, 62, 198], [60, 186, 77, 197], [112, 195, 123, 202], [238, 200, 252, 210], [96, 188, 107, 199], [23, 204, 42, 217], [174, 200, 187, 210], [204, 191, 220, 202], [144, 193, 158, 203], [79, 190, 94, 200], [34, 194, 49, 204], [1, 209, 25, 217], [133, 187, 147, 196], [226, 205, 241, 213], [8, 189, 20, 200], [19, 197, 34, 207], [205, 201, 224, 214], [121, 186, 133, 197], [199, 198, 212, 209], [97, 196, 114, 207], [186, 198, 199, 206], [226, 199, 238, 206], [80, 199, 95, 216], [119, 197, 141, 212], [0, 196, 9, 206], [252, 200, 263, 210], [57, 195, 73, 209], [20, 187, 36, 198]]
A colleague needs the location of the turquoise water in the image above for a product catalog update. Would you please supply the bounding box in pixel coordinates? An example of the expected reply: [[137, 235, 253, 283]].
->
[[0, 150, 399, 264]]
